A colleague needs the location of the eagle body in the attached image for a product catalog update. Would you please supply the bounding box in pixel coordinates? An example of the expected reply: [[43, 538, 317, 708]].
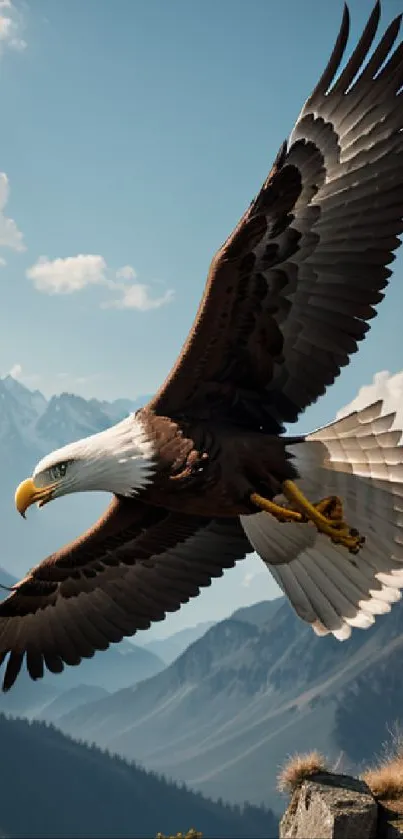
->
[[2, 1, 403, 691], [136, 409, 299, 517]]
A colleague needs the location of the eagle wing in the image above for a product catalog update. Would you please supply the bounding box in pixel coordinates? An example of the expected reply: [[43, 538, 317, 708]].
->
[[149, 2, 403, 433], [0, 498, 251, 691]]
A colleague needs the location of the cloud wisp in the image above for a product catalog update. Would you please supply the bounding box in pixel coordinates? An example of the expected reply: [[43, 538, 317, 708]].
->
[[337, 369, 403, 435], [102, 282, 174, 311], [0, 173, 25, 252], [26, 254, 175, 312], [7, 362, 22, 379], [0, 1, 26, 54], [26, 254, 107, 295], [3, 362, 41, 389]]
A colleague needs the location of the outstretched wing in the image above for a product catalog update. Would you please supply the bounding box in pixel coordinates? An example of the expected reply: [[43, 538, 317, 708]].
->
[[241, 400, 403, 640], [149, 2, 403, 433], [0, 499, 251, 691]]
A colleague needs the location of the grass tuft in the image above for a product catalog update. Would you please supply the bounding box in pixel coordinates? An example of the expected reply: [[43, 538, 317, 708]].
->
[[363, 759, 403, 801], [361, 721, 403, 801], [362, 723, 403, 801], [277, 751, 328, 794]]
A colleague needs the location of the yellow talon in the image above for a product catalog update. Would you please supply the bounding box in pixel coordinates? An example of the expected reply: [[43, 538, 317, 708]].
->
[[313, 495, 343, 522], [250, 483, 365, 555], [282, 480, 365, 555], [250, 493, 306, 524]]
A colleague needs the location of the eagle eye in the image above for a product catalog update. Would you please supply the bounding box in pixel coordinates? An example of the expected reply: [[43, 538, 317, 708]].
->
[[49, 461, 69, 481]]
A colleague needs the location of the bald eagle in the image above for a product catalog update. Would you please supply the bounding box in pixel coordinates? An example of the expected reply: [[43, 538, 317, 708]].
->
[[2, 1, 403, 692]]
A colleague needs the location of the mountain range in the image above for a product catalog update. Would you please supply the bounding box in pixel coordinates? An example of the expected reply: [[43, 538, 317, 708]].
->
[[51, 594, 403, 815], [1, 581, 401, 821], [140, 620, 216, 664], [0, 713, 275, 838], [0, 374, 148, 453], [0, 636, 165, 720]]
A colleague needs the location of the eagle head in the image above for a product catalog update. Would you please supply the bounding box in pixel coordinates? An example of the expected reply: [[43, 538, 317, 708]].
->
[[14, 414, 155, 517]]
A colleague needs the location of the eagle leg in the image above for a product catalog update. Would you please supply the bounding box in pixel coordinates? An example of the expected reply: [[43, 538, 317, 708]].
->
[[249, 493, 342, 525], [281, 480, 365, 555], [249, 493, 307, 524], [250, 487, 364, 554]]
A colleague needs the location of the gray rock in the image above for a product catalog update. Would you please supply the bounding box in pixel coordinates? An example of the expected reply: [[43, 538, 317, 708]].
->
[[377, 802, 403, 838], [280, 772, 378, 839]]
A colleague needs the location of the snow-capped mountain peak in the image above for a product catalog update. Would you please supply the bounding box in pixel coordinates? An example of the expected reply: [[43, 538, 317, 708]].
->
[[0, 376, 151, 453]]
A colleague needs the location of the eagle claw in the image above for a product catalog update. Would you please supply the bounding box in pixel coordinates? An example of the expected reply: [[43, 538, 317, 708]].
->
[[250, 485, 365, 555]]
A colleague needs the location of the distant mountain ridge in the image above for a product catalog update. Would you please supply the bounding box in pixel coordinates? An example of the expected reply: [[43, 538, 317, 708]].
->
[[0, 375, 151, 455], [34, 684, 110, 723], [140, 620, 216, 664], [0, 635, 165, 719]]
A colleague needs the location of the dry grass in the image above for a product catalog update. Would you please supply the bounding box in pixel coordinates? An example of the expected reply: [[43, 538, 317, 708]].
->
[[362, 721, 403, 801], [363, 759, 403, 801], [277, 751, 329, 794]]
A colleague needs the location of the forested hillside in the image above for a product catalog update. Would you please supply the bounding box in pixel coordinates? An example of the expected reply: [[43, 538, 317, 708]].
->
[[0, 714, 276, 838]]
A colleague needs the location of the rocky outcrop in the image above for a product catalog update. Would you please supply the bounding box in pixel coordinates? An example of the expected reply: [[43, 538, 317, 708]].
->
[[377, 801, 403, 838], [280, 771, 403, 838]]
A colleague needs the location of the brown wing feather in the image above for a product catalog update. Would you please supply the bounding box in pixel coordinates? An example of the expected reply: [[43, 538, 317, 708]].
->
[[0, 498, 251, 691], [149, 2, 403, 433]]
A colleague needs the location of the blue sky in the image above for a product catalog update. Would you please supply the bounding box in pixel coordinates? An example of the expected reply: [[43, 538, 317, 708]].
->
[[0, 0, 402, 427]]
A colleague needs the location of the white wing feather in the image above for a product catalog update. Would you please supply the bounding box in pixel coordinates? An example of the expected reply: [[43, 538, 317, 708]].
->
[[240, 400, 403, 639]]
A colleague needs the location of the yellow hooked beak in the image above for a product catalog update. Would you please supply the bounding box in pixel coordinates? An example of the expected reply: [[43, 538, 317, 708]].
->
[[15, 478, 57, 518]]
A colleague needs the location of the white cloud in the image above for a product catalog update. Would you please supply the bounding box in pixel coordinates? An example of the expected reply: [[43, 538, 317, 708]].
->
[[8, 362, 22, 378], [26, 254, 107, 294], [0, 173, 24, 251], [337, 370, 403, 433], [0, 1, 26, 54], [26, 255, 174, 311], [3, 362, 41, 388], [115, 265, 137, 282], [105, 263, 174, 310], [103, 282, 174, 311], [242, 572, 257, 589]]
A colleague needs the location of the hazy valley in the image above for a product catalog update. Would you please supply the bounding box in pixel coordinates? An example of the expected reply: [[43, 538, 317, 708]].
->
[[51, 594, 403, 814]]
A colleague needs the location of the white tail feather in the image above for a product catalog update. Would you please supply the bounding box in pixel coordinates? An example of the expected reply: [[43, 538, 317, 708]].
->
[[240, 399, 403, 640]]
